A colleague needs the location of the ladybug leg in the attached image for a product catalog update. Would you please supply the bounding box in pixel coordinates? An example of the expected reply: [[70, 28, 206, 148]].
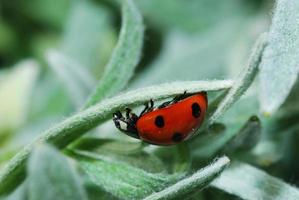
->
[[125, 107, 132, 118], [139, 102, 149, 116], [126, 107, 139, 124], [158, 100, 171, 108], [149, 99, 154, 110], [173, 91, 188, 103], [139, 99, 155, 117], [158, 91, 189, 108]]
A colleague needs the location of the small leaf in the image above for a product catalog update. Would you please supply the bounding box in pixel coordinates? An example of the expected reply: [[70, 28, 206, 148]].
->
[[150, 144, 191, 174], [260, 0, 299, 114], [61, 0, 115, 72], [22, 0, 69, 28], [191, 101, 260, 159], [136, 0, 253, 33], [71, 138, 144, 154], [143, 156, 230, 200], [209, 33, 267, 123], [132, 27, 242, 87], [70, 139, 165, 173], [27, 72, 71, 121], [27, 144, 87, 200], [172, 144, 191, 173], [83, 179, 118, 200], [1, 182, 27, 200], [46, 50, 96, 107], [0, 80, 232, 194], [211, 161, 299, 200], [0, 19, 17, 53], [84, 0, 144, 107], [0, 147, 17, 166], [223, 116, 261, 153], [0, 60, 39, 136], [70, 150, 179, 200]]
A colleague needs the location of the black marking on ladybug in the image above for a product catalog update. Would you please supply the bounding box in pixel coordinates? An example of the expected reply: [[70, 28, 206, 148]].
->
[[191, 102, 201, 118], [155, 115, 165, 128], [172, 132, 183, 142]]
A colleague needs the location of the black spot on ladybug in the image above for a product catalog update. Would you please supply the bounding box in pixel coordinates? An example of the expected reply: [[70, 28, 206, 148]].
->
[[172, 133, 183, 142], [155, 115, 164, 128], [191, 103, 201, 118]]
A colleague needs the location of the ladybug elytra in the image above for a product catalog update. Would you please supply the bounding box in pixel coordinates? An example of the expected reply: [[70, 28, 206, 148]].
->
[[113, 92, 207, 145]]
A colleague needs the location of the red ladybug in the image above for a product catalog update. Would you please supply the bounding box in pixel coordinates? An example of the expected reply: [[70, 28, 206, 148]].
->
[[113, 92, 208, 145]]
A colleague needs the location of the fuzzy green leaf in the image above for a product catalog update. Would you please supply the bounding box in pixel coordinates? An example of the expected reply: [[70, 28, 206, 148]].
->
[[71, 138, 165, 173], [136, 0, 246, 33], [27, 144, 87, 200], [132, 26, 245, 88], [259, 0, 299, 114], [61, 0, 115, 72], [191, 101, 260, 159], [84, 0, 144, 107], [0, 60, 39, 139], [70, 150, 179, 200], [83, 179, 118, 200], [46, 50, 95, 107], [172, 144, 191, 173], [1, 183, 27, 200], [21, 0, 69, 28], [144, 156, 230, 200], [209, 33, 267, 123], [0, 80, 232, 195], [211, 162, 299, 200], [223, 116, 261, 153]]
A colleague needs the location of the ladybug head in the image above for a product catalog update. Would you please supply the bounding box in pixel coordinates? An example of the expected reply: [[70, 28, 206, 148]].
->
[[112, 110, 139, 139]]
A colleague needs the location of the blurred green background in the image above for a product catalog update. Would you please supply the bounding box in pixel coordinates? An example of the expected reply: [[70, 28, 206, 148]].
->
[[0, 0, 269, 143], [2, 0, 299, 199]]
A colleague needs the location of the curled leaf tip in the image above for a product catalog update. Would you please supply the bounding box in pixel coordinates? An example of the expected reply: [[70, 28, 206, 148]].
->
[[144, 156, 230, 200], [208, 33, 267, 124]]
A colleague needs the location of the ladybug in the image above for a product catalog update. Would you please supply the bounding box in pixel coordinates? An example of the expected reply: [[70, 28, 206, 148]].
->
[[113, 92, 208, 145]]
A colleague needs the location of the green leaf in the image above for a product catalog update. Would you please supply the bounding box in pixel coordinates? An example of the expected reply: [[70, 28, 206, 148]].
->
[[0, 80, 232, 195], [0, 20, 17, 54], [71, 138, 144, 155], [70, 150, 179, 200], [61, 0, 116, 73], [189, 34, 266, 153], [84, 0, 144, 107], [27, 144, 87, 200], [27, 72, 71, 121], [209, 33, 267, 123], [46, 50, 96, 107], [172, 144, 191, 173], [21, 0, 70, 28], [136, 0, 249, 33], [132, 25, 244, 87], [211, 161, 299, 200], [31, 33, 60, 60], [143, 156, 230, 200], [0, 60, 39, 139], [70, 138, 165, 173], [190, 97, 259, 159], [0, 148, 17, 166], [83, 179, 118, 200], [259, 0, 299, 115], [223, 116, 261, 154], [0, 182, 27, 200]]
